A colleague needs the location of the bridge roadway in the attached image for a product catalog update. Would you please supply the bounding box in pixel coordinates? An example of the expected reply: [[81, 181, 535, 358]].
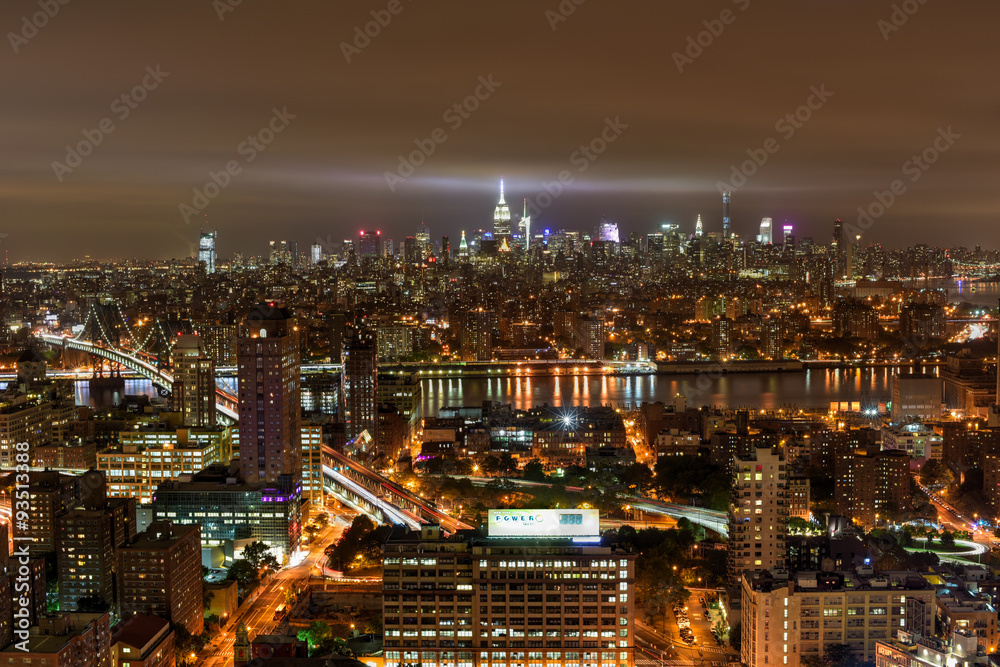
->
[[37, 334, 239, 421], [327, 450, 474, 534]]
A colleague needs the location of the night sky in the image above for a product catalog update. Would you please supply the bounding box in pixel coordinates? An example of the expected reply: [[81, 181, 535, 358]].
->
[[3, 0, 998, 262]]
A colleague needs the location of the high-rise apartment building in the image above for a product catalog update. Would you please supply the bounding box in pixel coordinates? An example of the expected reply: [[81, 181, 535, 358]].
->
[[834, 449, 910, 528], [237, 303, 301, 485], [119, 521, 203, 635], [382, 513, 635, 667], [171, 334, 216, 427], [342, 328, 378, 442], [728, 447, 788, 582], [57, 499, 137, 611], [574, 315, 605, 360], [461, 309, 495, 361]]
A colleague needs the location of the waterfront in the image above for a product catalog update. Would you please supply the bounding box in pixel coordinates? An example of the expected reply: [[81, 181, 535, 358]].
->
[[64, 366, 922, 416]]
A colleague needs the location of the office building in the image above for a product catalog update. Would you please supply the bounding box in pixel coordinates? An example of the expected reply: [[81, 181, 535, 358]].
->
[[310, 243, 323, 265], [834, 449, 910, 528], [741, 568, 935, 667], [358, 230, 382, 258], [728, 447, 788, 582], [758, 218, 773, 244], [382, 511, 635, 667], [237, 303, 301, 485], [890, 372, 942, 422], [119, 521, 203, 635], [171, 334, 216, 427], [378, 370, 423, 445], [151, 462, 301, 558], [98, 426, 230, 503], [342, 328, 378, 441]]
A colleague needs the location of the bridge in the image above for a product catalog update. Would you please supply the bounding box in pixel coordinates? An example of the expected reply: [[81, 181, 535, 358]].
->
[[37, 333, 239, 423]]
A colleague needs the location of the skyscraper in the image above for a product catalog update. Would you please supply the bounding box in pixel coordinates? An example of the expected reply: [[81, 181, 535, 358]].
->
[[341, 328, 378, 442], [722, 191, 731, 238], [518, 198, 531, 250], [458, 230, 469, 258], [237, 303, 301, 485], [310, 243, 323, 265], [171, 334, 216, 427], [782, 224, 794, 247], [695, 214, 704, 238], [198, 230, 217, 273], [757, 218, 773, 244], [492, 179, 511, 240], [357, 230, 382, 258]]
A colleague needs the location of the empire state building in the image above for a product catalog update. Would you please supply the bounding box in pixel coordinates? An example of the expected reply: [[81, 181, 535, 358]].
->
[[493, 179, 511, 240]]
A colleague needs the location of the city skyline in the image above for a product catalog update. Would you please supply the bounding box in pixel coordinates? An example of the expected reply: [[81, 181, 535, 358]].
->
[[4, 1, 999, 260]]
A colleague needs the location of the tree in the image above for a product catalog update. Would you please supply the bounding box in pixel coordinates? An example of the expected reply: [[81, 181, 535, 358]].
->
[[242, 540, 280, 573], [297, 620, 335, 656], [203, 583, 215, 610], [522, 459, 547, 482], [77, 594, 110, 613], [940, 530, 956, 549], [227, 559, 260, 597], [920, 459, 954, 489], [728, 622, 742, 652]]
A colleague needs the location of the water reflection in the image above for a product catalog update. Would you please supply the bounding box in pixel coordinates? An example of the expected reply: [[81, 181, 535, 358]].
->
[[420, 367, 913, 416]]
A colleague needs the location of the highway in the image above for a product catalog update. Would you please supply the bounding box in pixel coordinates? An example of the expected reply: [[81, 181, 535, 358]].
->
[[327, 450, 474, 533]]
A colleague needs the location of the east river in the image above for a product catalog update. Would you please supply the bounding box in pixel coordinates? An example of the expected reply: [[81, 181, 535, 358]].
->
[[68, 278, 998, 416]]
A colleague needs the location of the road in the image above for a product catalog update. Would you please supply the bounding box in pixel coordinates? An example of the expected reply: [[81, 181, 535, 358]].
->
[[635, 603, 734, 666], [199, 514, 348, 667]]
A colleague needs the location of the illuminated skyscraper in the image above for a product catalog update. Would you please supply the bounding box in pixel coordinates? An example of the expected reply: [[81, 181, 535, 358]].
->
[[171, 334, 216, 427], [237, 303, 301, 485], [198, 230, 217, 273], [518, 199, 531, 250], [722, 191, 732, 238], [310, 243, 323, 265], [782, 224, 794, 247], [757, 218, 773, 244], [598, 218, 620, 243], [695, 214, 704, 238], [357, 230, 382, 258], [458, 230, 469, 258], [493, 179, 511, 240]]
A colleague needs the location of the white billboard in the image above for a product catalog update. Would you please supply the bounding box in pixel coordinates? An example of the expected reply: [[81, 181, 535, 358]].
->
[[487, 509, 600, 538]]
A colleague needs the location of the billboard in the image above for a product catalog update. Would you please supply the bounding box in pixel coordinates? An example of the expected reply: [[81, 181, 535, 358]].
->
[[487, 509, 600, 538]]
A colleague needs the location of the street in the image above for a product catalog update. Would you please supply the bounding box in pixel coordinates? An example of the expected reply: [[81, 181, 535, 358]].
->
[[199, 512, 348, 667]]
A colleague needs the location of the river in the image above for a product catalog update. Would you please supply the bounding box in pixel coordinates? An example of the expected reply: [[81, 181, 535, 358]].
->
[[70, 366, 916, 416]]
